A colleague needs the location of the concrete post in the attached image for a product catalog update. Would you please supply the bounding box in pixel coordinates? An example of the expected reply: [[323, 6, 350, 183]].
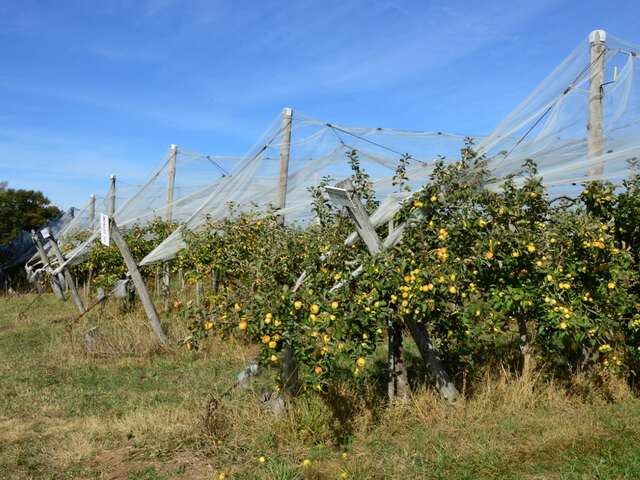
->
[[587, 29, 606, 178], [108, 175, 116, 216], [276, 107, 293, 225]]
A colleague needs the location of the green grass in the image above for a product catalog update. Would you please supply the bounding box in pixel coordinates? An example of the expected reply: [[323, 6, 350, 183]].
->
[[1, 293, 640, 479]]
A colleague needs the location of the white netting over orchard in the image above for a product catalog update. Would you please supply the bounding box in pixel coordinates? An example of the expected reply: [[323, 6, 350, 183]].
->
[[478, 32, 640, 191], [138, 113, 473, 265], [141, 32, 640, 265], [45, 149, 243, 270], [25, 30, 640, 273]]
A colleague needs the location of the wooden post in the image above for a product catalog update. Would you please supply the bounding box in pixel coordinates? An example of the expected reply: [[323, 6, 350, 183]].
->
[[108, 175, 116, 216], [386, 216, 407, 399], [275, 108, 295, 395], [275, 108, 296, 396], [154, 266, 160, 298], [587, 29, 606, 178], [404, 318, 459, 403], [85, 196, 95, 300], [31, 230, 65, 300], [163, 144, 177, 311], [211, 269, 218, 292], [33, 272, 44, 294], [388, 319, 409, 401], [88, 194, 96, 224], [326, 181, 407, 400], [86, 268, 93, 301], [47, 230, 86, 314], [195, 281, 203, 306], [326, 179, 382, 255], [109, 218, 168, 345], [325, 180, 460, 403], [166, 144, 177, 221], [275, 107, 293, 225]]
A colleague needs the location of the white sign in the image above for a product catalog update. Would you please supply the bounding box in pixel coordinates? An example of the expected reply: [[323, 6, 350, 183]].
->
[[100, 214, 110, 246], [40, 227, 51, 239]]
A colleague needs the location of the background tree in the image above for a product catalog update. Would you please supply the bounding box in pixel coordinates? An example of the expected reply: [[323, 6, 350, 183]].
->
[[0, 183, 62, 244]]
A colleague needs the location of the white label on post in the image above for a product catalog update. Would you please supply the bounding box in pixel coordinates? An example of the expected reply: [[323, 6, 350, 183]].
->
[[100, 214, 110, 246], [40, 228, 51, 239]]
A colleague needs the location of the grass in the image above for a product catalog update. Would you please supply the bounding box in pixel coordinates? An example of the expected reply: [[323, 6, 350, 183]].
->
[[1, 293, 640, 479]]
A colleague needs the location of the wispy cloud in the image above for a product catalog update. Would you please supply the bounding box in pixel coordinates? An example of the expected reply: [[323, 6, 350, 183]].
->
[[82, 42, 163, 64]]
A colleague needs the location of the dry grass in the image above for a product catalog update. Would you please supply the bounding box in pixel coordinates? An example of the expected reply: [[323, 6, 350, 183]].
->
[[1, 293, 640, 479]]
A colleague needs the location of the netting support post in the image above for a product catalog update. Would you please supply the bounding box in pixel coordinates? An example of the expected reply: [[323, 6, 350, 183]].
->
[[325, 179, 459, 403], [109, 218, 168, 346], [587, 29, 606, 178], [326, 180, 408, 401], [31, 272, 44, 294], [276, 107, 293, 226], [47, 231, 85, 314], [195, 281, 203, 306], [388, 319, 410, 401], [275, 107, 297, 396], [162, 144, 177, 312], [88, 194, 96, 224], [31, 230, 65, 300], [166, 144, 177, 222], [108, 175, 116, 216], [86, 268, 93, 301], [86, 194, 96, 300]]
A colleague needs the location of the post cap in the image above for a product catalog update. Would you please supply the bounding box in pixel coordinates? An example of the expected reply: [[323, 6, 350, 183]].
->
[[90, 193, 95, 199], [589, 29, 606, 43], [282, 107, 293, 117], [170, 144, 177, 151]]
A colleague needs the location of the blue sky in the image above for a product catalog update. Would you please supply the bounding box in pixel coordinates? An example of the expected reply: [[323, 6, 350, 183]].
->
[[1, 0, 639, 209]]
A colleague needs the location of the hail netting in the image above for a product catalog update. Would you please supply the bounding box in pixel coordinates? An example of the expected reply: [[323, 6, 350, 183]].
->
[[1, 207, 78, 271], [31, 30, 640, 272], [138, 113, 472, 265], [23, 187, 138, 270], [18, 193, 114, 271], [474, 32, 640, 192], [51, 147, 244, 271], [355, 31, 640, 226], [354, 32, 640, 229], [142, 32, 640, 265]]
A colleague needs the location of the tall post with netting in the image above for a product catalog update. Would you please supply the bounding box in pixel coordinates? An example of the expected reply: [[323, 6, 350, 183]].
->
[[276, 107, 293, 226], [108, 175, 116, 216], [163, 144, 177, 311], [588, 29, 606, 178], [276, 108, 299, 396], [88, 194, 96, 224]]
